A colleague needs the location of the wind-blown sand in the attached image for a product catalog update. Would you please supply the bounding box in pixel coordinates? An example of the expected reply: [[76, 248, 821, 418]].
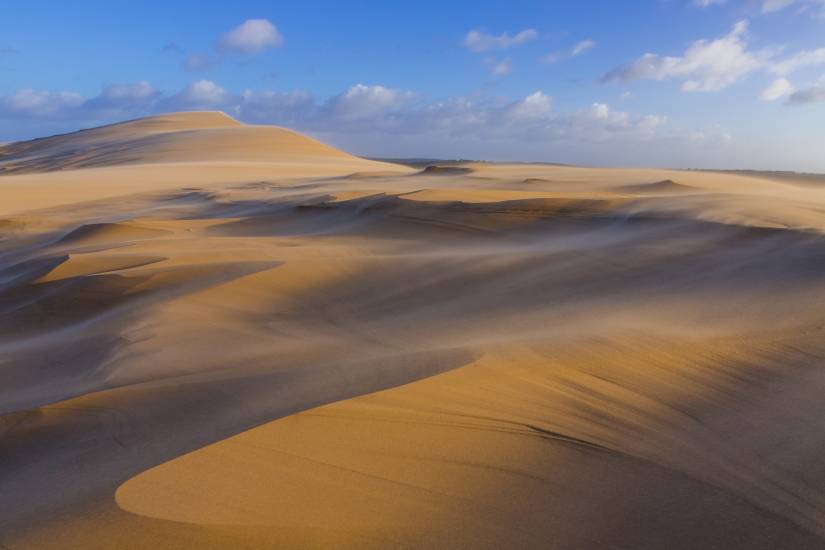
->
[[3, 112, 825, 548]]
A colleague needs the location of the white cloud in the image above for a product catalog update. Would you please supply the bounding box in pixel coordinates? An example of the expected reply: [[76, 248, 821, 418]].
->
[[564, 103, 667, 141], [0, 82, 677, 163], [98, 81, 156, 102], [602, 21, 763, 92], [0, 82, 159, 122], [571, 39, 597, 57], [219, 19, 284, 53], [694, 0, 726, 6], [760, 78, 795, 100], [81, 81, 159, 119], [463, 29, 538, 52], [325, 84, 416, 120], [0, 89, 83, 117], [503, 91, 553, 122], [168, 80, 229, 108], [198, 86, 665, 147], [7, 80, 736, 170], [771, 48, 825, 75], [172, 19, 283, 74]]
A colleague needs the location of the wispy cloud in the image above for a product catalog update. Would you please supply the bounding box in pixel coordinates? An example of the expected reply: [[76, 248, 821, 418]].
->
[[463, 29, 538, 52], [485, 57, 513, 76], [770, 48, 825, 75], [762, 0, 798, 12], [601, 21, 763, 92], [571, 39, 597, 56], [762, 0, 825, 16], [463, 29, 536, 77], [544, 38, 597, 64]]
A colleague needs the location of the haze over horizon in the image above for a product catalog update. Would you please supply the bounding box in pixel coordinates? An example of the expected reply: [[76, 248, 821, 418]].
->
[[2, 0, 825, 171]]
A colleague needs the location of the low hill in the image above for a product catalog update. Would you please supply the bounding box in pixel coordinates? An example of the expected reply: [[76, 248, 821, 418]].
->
[[0, 111, 357, 174]]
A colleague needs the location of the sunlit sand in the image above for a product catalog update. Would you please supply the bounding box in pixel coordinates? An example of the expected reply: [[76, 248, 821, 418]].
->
[[3, 112, 825, 548]]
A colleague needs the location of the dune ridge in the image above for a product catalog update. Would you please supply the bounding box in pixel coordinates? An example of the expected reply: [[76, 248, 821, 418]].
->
[[3, 114, 825, 548], [0, 112, 357, 175], [0, 112, 408, 217]]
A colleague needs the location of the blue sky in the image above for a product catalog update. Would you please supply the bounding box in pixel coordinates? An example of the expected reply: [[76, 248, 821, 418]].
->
[[2, 0, 825, 170]]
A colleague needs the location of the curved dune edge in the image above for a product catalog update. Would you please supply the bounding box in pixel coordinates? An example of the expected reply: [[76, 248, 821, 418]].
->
[[113, 339, 825, 548]]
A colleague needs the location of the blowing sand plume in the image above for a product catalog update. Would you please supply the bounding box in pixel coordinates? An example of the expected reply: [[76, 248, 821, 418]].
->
[[3, 112, 825, 549]]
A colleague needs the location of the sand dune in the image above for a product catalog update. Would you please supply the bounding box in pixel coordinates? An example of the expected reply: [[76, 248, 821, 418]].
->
[[3, 113, 825, 548], [0, 111, 354, 174], [0, 112, 405, 216]]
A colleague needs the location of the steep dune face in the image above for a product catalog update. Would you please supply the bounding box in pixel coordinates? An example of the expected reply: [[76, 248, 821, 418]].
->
[[3, 116, 825, 549]]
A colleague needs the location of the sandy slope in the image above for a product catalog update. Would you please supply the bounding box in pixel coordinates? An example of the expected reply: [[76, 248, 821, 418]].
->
[[0, 111, 400, 215], [3, 113, 825, 548]]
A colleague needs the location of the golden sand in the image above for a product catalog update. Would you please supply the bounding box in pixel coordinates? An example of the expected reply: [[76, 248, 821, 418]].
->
[[3, 112, 825, 548]]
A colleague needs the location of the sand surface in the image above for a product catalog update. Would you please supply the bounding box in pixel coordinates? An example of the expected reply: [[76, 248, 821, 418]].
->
[[3, 112, 825, 548]]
